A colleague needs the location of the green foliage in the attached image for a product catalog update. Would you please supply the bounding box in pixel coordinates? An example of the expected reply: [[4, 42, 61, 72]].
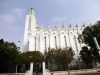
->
[[54, 48, 74, 64], [20, 51, 44, 73], [80, 46, 93, 68], [79, 21, 100, 61], [20, 51, 44, 64], [0, 39, 44, 73], [79, 21, 100, 46], [44, 48, 74, 71], [0, 39, 19, 73]]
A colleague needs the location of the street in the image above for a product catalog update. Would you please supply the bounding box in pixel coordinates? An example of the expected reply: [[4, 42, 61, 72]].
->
[[73, 72, 100, 75]]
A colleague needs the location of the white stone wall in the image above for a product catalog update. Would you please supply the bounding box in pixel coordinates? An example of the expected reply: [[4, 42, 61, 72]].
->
[[23, 8, 85, 56], [28, 27, 85, 56]]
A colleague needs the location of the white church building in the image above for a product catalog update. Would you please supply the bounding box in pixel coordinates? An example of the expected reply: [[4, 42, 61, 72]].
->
[[23, 8, 85, 56]]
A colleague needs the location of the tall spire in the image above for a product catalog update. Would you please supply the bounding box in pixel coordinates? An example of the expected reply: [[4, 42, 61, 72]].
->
[[23, 7, 37, 52], [27, 7, 37, 32]]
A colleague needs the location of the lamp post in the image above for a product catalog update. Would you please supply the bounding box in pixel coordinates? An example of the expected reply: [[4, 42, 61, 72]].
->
[[16, 64, 18, 73], [17, 41, 21, 51], [16, 41, 21, 73], [93, 37, 100, 55], [93, 37, 100, 68], [30, 56, 33, 75]]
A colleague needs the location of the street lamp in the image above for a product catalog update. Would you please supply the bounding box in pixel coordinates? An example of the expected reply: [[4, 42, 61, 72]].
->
[[93, 37, 100, 55], [93, 37, 100, 68], [16, 64, 18, 73], [16, 41, 21, 73], [17, 41, 21, 51], [30, 56, 33, 75]]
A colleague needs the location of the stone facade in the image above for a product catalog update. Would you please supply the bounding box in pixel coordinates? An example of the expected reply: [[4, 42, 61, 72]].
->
[[23, 8, 85, 56]]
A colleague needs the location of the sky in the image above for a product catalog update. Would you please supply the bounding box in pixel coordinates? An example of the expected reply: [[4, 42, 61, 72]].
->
[[0, 0, 100, 49]]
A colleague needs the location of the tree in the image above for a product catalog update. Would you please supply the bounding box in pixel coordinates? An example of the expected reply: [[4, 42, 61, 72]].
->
[[44, 48, 74, 71], [20, 51, 44, 64], [78, 21, 100, 62], [20, 51, 44, 73], [54, 48, 74, 70], [0, 39, 19, 73], [80, 46, 93, 68]]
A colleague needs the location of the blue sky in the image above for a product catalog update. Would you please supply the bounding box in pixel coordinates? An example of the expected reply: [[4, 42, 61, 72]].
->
[[0, 0, 100, 48]]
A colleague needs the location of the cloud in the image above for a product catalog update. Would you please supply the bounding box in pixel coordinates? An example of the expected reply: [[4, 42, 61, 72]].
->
[[0, 8, 23, 31]]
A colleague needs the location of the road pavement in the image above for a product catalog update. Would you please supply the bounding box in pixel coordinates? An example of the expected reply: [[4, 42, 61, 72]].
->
[[76, 72, 100, 75]]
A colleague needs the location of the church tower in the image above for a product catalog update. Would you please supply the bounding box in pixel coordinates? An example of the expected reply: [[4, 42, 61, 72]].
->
[[23, 8, 37, 52]]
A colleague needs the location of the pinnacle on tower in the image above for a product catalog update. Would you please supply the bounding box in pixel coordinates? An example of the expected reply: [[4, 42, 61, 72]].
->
[[29, 7, 35, 15]]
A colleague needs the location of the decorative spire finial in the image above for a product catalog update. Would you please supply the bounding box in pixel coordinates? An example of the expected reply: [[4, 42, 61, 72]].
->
[[82, 23, 85, 27], [69, 24, 71, 28], [29, 7, 35, 15], [75, 24, 78, 27]]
